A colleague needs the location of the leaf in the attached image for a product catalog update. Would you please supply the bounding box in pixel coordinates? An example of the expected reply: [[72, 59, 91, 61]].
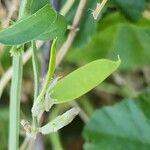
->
[[39, 107, 80, 134], [48, 38, 57, 78], [30, 0, 50, 14], [114, 0, 146, 21], [66, 13, 150, 70], [37, 14, 67, 41], [31, 39, 57, 117], [51, 58, 121, 104], [0, 5, 55, 45], [83, 89, 150, 150], [0, 4, 67, 45], [19, 0, 50, 18], [0, 46, 12, 70]]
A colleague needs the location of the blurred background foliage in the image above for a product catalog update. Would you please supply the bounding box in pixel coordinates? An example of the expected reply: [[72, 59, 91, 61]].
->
[[0, 0, 150, 149]]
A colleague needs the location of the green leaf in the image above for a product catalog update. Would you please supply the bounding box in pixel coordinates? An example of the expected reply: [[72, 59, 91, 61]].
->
[[83, 89, 150, 150], [37, 14, 67, 41], [31, 39, 57, 117], [48, 38, 57, 78], [19, 0, 50, 18], [66, 13, 150, 70], [30, 0, 50, 14], [51, 58, 121, 104], [114, 0, 146, 21], [0, 4, 67, 45], [39, 107, 80, 135]]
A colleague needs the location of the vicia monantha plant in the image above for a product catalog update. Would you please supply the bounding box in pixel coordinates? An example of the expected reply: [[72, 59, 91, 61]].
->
[[0, 0, 120, 149]]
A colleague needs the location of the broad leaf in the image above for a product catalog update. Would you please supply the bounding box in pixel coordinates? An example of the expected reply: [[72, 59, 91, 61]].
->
[[114, 0, 146, 21], [37, 14, 67, 41], [30, 0, 50, 14], [83, 89, 150, 150], [66, 13, 150, 70], [0, 5, 67, 45], [19, 0, 50, 18], [51, 58, 121, 104]]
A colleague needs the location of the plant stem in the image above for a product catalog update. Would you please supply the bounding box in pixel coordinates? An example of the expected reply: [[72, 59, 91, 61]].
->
[[49, 105, 65, 150], [56, 0, 87, 66], [31, 41, 40, 129], [50, 133, 63, 150], [92, 0, 108, 20], [0, 41, 43, 99], [60, 0, 75, 16], [20, 137, 29, 150], [78, 97, 94, 116], [8, 0, 26, 148], [38, 39, 57, 99], [71, 102, 89, 123], [9, 49, 23, 150], [32, 41, 40, 102]]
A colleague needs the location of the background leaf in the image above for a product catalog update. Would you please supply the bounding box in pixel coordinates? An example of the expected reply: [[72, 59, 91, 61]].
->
[[37, 14, 67, 41], [51, 58, 121, 104], [83, 88, 150, 150], [114, 0, 146, 21], [66, 13, 150, 70], [0, 108, 9, 150], [19, 0, 50, 18]]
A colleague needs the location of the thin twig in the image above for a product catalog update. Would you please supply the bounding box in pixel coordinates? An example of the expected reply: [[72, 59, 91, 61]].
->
[[92, 0, 108, 20], [60, 0, 75, 16], [2, 0, 19, 28], [71, 102, 89, 123], [56, 0, 87, 66]]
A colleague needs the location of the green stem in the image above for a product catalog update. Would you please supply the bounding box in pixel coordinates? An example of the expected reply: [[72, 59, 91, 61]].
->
[[32, 41, 40, 101], [9, 49, 23, 150], [39, 39, 57, 99], [50, 133, 63, 150], [78, 97, 94, 116], [49, 105, 65, 150], [31, 41, 40, 129]]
